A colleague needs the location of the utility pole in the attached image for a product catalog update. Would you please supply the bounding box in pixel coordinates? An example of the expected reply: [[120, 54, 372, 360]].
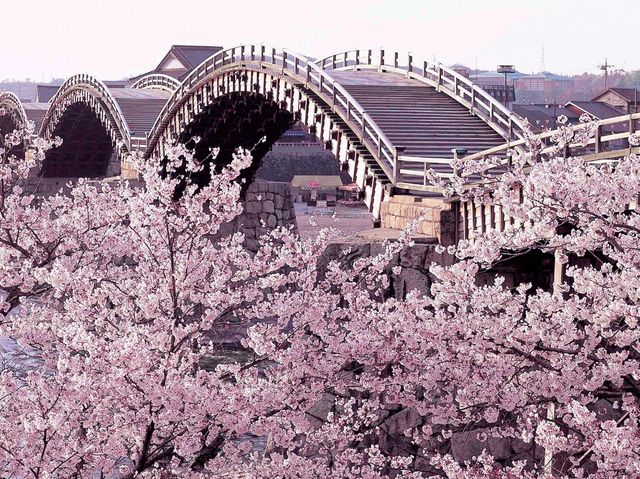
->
[[598, 58, 614, 90]]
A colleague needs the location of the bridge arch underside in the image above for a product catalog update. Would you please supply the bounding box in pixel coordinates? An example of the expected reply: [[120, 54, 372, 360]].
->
[[42, 101, 117, 178], [151, 68, 391, 219], [170, 91, 294, 197]]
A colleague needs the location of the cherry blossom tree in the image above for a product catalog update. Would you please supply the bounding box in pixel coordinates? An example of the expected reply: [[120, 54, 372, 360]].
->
[[0, 113, 639, 479]]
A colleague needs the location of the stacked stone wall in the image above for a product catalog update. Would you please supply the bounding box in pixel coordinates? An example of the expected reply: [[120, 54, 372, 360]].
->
[[236, 180, 297, 251], [380, 195, 456, 245]]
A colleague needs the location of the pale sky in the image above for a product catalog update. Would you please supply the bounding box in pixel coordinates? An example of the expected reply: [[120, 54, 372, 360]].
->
[[0, 0, 636, 82]]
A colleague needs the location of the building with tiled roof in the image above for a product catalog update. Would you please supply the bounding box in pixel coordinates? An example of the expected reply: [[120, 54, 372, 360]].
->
[[565, 100, 624, 120], [592, 87, 640, 113], [130, 45, 223, 81]]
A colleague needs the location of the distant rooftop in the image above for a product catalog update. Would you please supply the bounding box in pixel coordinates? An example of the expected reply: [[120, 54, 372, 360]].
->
[[592, 87, 640, 103], [566, 101, 624, 120], [512, 103, 578, 131], [130, 45, 223, 81]]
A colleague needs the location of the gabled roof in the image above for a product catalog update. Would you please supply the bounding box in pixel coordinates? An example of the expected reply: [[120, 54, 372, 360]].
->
[[171, 45, 223, 70], [130, 45, 223, 82], [35, 84, 61, 103], [592, 87, 640, 103], [565, 101, 624, 120]]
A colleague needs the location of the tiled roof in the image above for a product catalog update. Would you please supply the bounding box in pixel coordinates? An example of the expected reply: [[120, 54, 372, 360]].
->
[[129, 45, 223, 82], [172, 45, 223, 70], [35, 85, 60, 103], [512, 104, 578, 131], [566, 101, 624, 120], [23, 103, 49, 130], [109, 88, 171, 137]]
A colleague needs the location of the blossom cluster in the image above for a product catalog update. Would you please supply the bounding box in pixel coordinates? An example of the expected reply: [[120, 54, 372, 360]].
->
[[0, 119, 638, 478]]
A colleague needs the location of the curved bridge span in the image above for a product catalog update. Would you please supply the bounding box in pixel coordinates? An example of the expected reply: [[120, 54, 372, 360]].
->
[[1, 45, 637, 231], [0, 45, 521, 207], [142, 46, 516, 218]]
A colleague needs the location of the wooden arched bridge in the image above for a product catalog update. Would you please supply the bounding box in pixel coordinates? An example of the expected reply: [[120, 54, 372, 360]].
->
[[1, 45, 638, 242]]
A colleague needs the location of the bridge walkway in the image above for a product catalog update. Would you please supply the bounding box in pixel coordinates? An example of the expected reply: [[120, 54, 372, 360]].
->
[[323, 70, 506, 185]]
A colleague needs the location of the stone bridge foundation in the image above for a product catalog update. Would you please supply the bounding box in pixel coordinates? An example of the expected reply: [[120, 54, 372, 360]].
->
[[380, 195, 456, 245]]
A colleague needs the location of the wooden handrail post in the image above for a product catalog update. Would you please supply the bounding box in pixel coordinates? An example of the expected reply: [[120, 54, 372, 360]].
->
[[367, 49, 372, 64], [343, 51, 348, 67], [250, 45, 255, 61], [595, 124, 601, 154], [423, 60, 427, 77], [355, 49, 360, 67], [380, 49, 385, 67], [471, 87, 476, 114], [260, 44, 265, 62], [332, 54, 336, 69], [437, 66, 443, 91], [306, 63, 311, 85], [240, 45, 245, 62], [393, 146, 405, 185], [394, 51, 399, 68], [407, 53, 413, 76]]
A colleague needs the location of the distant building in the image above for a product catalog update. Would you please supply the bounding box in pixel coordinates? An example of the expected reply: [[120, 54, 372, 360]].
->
[[565, 101, 624, 120], [591, 88, 640, 113], [450, 63, 471, 78], [35, 85, 61, 103], [130, 45, 223, 81], [514, 72, 574, 104], [512, 103, 578, 132], [513, 95, 627, 135], [473, 71, 519, 105]]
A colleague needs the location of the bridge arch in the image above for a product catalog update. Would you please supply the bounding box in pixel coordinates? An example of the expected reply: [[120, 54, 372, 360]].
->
[[39, 74, 132, 178], [144, 45, 400, 219], [0, 91, 30, 160], [0, 91, 29, 134], [131, 74, 181, 93]]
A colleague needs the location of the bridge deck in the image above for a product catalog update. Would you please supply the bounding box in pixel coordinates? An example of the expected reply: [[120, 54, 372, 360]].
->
[[332, 71, 505, 166]]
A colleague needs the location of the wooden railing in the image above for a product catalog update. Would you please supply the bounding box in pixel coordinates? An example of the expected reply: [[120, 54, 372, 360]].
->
[[145, 45, 398, 182], [452, 114, 640, 241], [395, 113, 640, 190], [40, 74, 133, 151], [131, 74, 181, 92], [316, 49, 527, 144], [145, 47, 640, 195], [467, 113, 638, 161]]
